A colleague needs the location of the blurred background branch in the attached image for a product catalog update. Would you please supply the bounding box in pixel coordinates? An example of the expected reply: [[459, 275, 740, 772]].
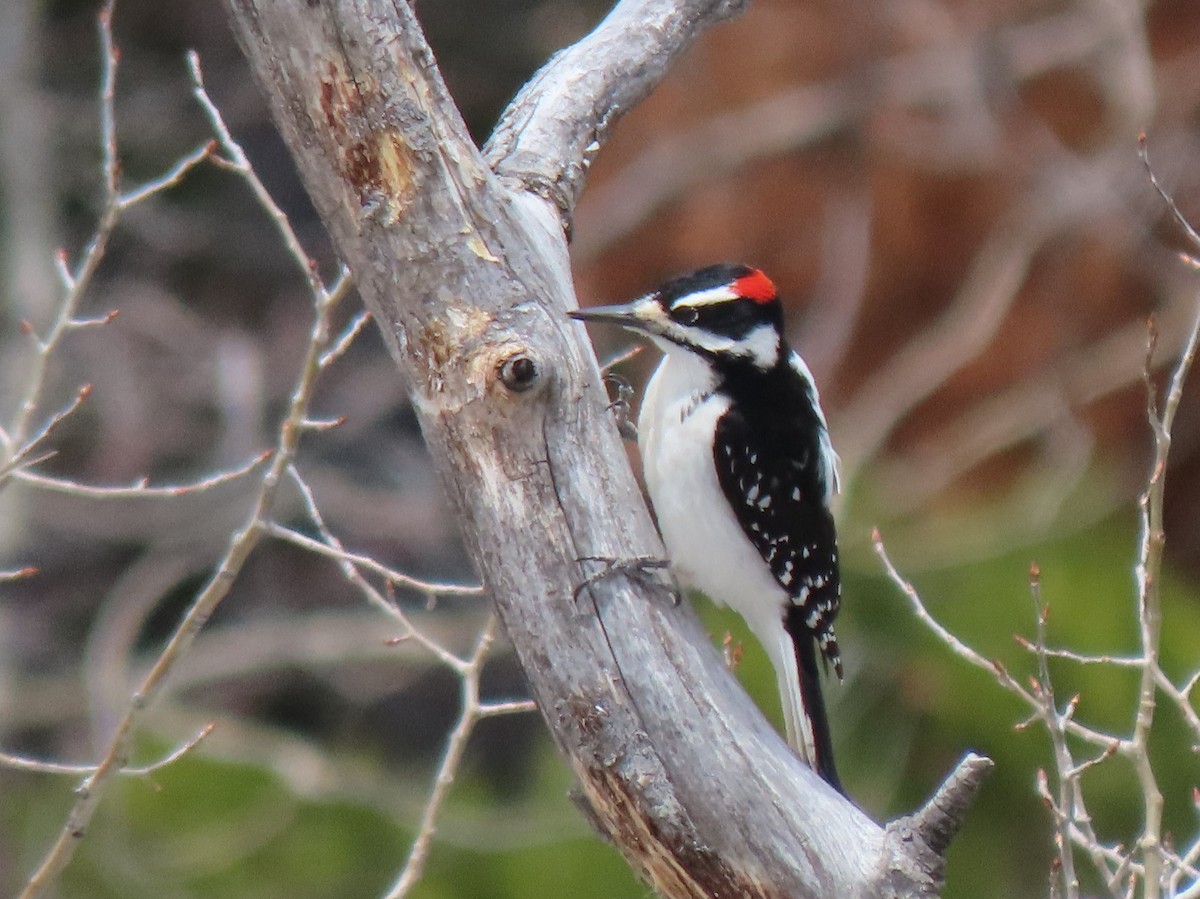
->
[[3, 0, 1200, 896]]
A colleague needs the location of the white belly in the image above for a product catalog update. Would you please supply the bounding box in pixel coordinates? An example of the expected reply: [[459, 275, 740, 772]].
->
[[638, 351, 786, 644], [637, 349, 818, 762]]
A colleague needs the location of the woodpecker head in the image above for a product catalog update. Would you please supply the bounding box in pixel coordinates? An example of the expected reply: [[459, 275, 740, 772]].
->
[[569, 263, 785, 370]]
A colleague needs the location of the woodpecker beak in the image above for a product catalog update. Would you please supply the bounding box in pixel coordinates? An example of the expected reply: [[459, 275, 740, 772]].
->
[[568, 296, 665, 337], [568, 303, 636, 324]]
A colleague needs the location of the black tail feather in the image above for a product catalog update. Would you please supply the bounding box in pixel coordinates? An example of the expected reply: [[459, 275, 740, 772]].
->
[[788, 610, 843, 795]]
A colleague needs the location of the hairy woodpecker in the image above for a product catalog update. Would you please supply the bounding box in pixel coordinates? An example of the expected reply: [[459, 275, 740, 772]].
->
[[570, 263, 844, 792]]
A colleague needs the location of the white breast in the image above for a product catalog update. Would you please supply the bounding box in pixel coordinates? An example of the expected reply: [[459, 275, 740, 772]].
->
[[638, 349, 787, 644]]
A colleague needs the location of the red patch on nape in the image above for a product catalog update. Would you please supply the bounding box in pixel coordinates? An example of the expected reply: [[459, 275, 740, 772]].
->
[[732, 270, 777, 304]]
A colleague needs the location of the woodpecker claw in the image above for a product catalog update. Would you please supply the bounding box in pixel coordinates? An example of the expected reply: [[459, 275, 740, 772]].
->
[[574, 555, 678, 605], [614, 417, 638, 441], [603, 372, 638, 440]]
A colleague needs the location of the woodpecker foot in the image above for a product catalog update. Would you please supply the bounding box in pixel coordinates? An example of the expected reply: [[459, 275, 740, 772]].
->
[[603, 373, 638, 441], [574, 555, 679, 605]]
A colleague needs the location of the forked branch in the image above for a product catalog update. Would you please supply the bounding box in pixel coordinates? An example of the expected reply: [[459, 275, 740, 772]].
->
[[219, 1, 990, 895]]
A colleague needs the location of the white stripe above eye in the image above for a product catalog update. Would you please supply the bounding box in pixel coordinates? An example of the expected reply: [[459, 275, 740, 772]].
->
[[669, 284, 738, 310]]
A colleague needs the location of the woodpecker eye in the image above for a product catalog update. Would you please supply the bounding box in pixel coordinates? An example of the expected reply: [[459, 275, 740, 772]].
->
[[674, 305, 700, 325]]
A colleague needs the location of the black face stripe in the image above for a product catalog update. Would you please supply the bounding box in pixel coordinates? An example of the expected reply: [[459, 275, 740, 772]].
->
[[674, 298, 781, 342]]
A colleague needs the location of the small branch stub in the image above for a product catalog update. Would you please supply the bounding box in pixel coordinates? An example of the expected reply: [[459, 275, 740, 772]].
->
[[872, 753, 995, 895]]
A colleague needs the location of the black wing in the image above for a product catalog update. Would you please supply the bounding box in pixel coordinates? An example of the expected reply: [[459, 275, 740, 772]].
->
[[713, 403, 843, 792], [711, 405, 842, 674]]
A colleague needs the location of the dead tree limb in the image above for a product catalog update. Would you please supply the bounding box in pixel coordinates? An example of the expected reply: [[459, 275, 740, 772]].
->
[[219, 1, 990, 895]]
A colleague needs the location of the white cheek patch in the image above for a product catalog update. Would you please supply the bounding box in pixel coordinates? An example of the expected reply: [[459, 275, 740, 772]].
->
[[737, 324, 780, 369]]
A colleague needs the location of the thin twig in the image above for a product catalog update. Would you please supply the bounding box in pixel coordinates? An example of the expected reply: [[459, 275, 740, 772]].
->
[[382, 617, 499, 899], [598, 343, 644, 372], [1, 29, 214, 487], [1064, 743, 1119, 782], [264, 518, 481, 601], [189, 50, 329, 299], [873, 530, 1118, 754], [6, 3, 116, 458], [116, 141, 214, 208], [1028, 565, 1084, 899], [0, 566, 38, 583], [1016, 644, 1143, 667], [1138, 145, 1200, 896], [478, 699, 538, 718], [318, 307, 371, 369], [17, 49, 344, 899], [2, 385, 91, 482], [0, 723, 215, 776], [1154, 668, 1200, 748], [270, 469, 476, 673], [1140, 135, 1200, 253], [13, 449, 271, 498], [1127, 165, 1200, 898]]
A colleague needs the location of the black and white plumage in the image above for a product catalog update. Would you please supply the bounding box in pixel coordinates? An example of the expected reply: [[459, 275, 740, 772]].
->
[[570, 263, 844, 792]]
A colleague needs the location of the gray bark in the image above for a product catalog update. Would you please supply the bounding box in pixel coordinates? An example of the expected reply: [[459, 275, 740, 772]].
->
[[219, 1, 991, 896]]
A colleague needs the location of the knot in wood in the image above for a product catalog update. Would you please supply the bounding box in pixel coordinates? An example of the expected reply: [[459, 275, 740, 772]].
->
[[497, 350, 541, 393]]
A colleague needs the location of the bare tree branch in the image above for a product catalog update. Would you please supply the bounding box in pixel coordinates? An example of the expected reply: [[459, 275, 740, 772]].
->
[[217, 1, 989, 896], [382, 616, 499, 899], [876, 224, 1200, 897], [874, 753, 994, 894], [484, 0, 749, 231], [15, 48, 354, 898]]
